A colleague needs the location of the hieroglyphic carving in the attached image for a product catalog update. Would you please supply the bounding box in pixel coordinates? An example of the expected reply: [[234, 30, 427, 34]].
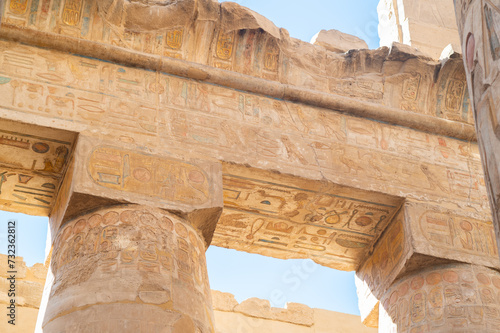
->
[[0, 166, 58, 213], [164, 28, 183, 59], [380, 264, 500, 332], [329, 78, 384, 101], [166, 29, 183, 50], [476, 0, 500, 80], [88, 146, 211, 205], [401, 201, 500, 269], [0, 40, 489, 211], [357, 210, 408, 306], [400, 73, 421, 111], [0, 128, 71, 173], [455, 0, 474, 32], [8, 0, 28, 15], [222, 174, 396, 232], [456, 0, 500, 255], [214, 31, 235, 70], [62, 0, 83, 26], [0, 122, 75, 215], [419, 210, 498, 258], [436, 63, 470, 122], [215, 208, 372, 270], [216, 31, 234, 60], [47, 206, 213, 332], [484, 0, 500, 63], [264, 38, 280, 72], [52, 207, 207, 293], [213, 169, 403, 270]]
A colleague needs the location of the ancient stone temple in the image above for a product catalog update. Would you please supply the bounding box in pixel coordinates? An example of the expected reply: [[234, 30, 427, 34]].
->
[[0, 0, 499, 332]]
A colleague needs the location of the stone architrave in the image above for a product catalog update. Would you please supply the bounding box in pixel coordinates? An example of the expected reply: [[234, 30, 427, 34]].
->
[[453, 0, 500, 256]]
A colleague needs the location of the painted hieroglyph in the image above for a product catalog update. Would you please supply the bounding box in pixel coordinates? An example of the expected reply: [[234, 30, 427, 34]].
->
[[0, 40, 487, 215], [213, 164, 403, 271], [0, 0, 473, 124], [88, 146, 211, 206], [0, 119, 76, 215]]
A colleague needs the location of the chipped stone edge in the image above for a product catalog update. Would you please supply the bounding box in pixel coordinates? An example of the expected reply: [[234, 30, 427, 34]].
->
[[0, 24, 477, 142], [211, 290, 314, 327]]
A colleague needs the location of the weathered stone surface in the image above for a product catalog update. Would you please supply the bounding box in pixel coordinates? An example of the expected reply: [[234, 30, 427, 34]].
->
[[30, 263, 48, 281], [44, 205, 215, 332], [356, 200, 499, 327], [212, 290, 238, 312], [0, 254, 26, 278], [311, 29, 368, 53], [272, 303, 314, 327], [0, 1, 473, 128], [49, 135, 223, 244], [220, 2, 280, 39], [215, 163, 403, 271], [379, 263, 500, 332], [0, 119, 76, 216], [235, 298, 273, 319], [454, 0, 500, 257], [214, 300, 377, 333], [0, 255, 48, 332], [0, 2, 495, 332], [232, 297, 315, 326], [221, 296, 314, 327], [0, 33, 487, 273], [0, 39, 480, 205]]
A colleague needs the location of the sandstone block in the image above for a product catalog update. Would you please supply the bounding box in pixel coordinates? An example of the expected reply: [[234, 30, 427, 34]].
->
[[0, 255, 26, 279], [311, 29, 368, 53], [272, 302, 314, 326], [235, 298, 272, 319], [211, 290, 238, 312]]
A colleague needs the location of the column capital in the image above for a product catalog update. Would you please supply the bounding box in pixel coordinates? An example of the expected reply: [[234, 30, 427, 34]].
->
[[50, 135, 223, 246], [356, 200, 499, 327], [379, 263, 500, 332]]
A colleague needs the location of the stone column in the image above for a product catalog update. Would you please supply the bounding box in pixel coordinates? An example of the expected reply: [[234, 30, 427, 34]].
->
[[356, 201, 499, 330], [379, 263, 500, 332], [42, 205, 214, 332], [453, 0, 500, 256]]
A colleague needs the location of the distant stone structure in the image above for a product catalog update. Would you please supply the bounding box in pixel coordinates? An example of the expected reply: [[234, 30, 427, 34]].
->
[[212, 290, 377, 333], [0, 0, 497, 332], [0, 255, 376, 333], [0, 255, 48, 333], [378, 0, 462, 59]]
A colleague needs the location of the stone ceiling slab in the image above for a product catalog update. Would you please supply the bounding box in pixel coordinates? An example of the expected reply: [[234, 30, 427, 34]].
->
[[212, 163, 404, 271], [0, 118, 76, 215]]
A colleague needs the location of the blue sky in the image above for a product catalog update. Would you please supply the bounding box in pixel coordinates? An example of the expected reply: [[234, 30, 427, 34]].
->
[[219, 0, 381, 49], [0, 212, 48, 266], [0, 0, 383, 316]]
